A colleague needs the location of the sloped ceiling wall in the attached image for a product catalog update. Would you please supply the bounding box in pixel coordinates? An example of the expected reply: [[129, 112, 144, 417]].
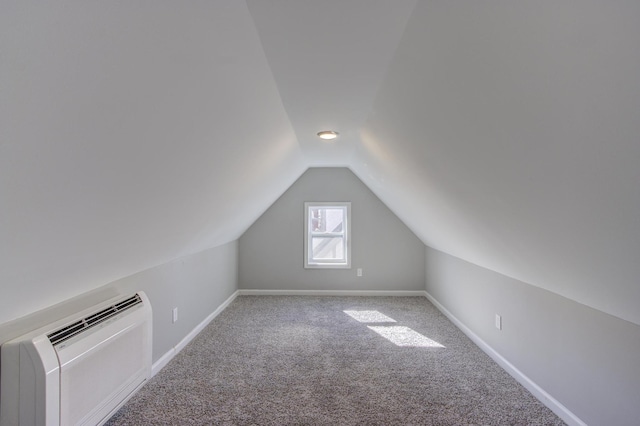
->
[[2, 1, 639, 326], [351, 1, 640, 325], [0, 1, 306, 322]]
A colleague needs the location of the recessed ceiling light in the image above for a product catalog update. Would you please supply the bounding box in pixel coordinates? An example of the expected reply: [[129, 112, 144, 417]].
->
[[317, 130, 339, 141]]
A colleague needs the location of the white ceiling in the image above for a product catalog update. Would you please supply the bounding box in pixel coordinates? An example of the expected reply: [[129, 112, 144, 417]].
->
[[1, 1, 639, 325], [247, 0, 417, 165]]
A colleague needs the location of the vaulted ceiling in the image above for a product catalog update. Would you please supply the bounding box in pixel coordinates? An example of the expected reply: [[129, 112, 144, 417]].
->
[[2, 1, 639, 325]]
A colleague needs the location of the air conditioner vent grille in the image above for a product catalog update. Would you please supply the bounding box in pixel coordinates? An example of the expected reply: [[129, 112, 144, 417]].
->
[[48, 294, 143, 346]]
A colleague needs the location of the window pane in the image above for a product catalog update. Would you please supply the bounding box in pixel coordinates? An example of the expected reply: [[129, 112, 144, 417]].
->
[[311, 237, 345, 260], [304, 201, 350, 269], [310, 207, 344, 233]]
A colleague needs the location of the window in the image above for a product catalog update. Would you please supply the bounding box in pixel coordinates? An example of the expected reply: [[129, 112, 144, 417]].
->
[[304, 202, 351, 268]]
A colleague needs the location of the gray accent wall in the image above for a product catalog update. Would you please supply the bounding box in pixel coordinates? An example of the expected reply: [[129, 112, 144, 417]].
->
[[425, 246, 640, 426], [239, 168, 425, 291], [0, 241, 238, 364], [109, 241, 238, 363]]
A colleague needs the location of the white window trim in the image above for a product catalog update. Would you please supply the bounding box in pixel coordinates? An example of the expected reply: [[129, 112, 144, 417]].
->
[[304, 202, 351, 269]]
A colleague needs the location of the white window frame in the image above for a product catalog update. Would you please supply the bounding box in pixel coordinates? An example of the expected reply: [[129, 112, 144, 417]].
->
[[304, 202, 351, 269]]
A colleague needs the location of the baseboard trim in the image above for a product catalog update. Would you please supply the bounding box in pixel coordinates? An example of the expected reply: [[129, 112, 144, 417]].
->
[[424, 291, 586, 426], [238, 289, 428, 297], [151, 290, 239, 377]]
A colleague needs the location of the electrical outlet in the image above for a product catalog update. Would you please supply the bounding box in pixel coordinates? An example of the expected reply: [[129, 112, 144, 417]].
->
[[495, 314, 502, 330], [172, 307, 179, 323], [357, 268, 363, 277]]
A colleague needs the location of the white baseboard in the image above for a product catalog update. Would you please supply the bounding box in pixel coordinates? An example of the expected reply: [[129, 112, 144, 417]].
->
[[151, 290, 239, 377], [238, 289, 428, 297], [424, 291, 586, 426]]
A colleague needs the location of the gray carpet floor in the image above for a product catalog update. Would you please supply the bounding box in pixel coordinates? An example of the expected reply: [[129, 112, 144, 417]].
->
[[106, 296, 565, 425]]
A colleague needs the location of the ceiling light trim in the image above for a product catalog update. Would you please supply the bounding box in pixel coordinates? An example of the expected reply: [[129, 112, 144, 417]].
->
[[317, 130, 339, 141]]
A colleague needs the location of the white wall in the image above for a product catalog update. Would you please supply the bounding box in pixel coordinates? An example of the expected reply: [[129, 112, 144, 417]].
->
[[0, 1, 306, 326], [353, 0, 640, 327], [239, 168, 425, 291], [0, 241, 238, 364], [425, 246, 640, 426]]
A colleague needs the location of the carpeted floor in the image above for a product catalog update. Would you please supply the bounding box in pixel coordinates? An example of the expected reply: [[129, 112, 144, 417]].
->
[[106, 296, 565, 425]]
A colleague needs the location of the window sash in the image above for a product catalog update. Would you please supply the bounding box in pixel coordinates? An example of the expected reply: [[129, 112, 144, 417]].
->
[[309, 232, 344, 238], [304, 202, 351, 269], [310, 236, 346, 263]]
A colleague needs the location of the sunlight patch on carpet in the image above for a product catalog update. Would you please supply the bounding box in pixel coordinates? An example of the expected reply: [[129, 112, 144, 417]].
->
[[344, 310, 444, 348], [367, 326, 445, 348], [344, 310, 397, 323]]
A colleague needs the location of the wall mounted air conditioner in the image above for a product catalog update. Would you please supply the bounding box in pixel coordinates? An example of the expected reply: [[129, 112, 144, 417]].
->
[[0, 291, 152, 426]]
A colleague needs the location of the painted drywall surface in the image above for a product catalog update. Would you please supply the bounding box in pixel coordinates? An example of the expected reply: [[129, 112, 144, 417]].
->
[[0, 241, 238, 364], [239, 168, 425, 291], [0, 0, 305, 325], [110, 241, 238, 363], [247, 0, 417, 166], [425, 246, 640, 426], [353, 1, 640, 326]]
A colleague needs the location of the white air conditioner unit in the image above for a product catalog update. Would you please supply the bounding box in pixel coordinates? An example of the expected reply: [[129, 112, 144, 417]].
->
[[1, 292, 152, 426]]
